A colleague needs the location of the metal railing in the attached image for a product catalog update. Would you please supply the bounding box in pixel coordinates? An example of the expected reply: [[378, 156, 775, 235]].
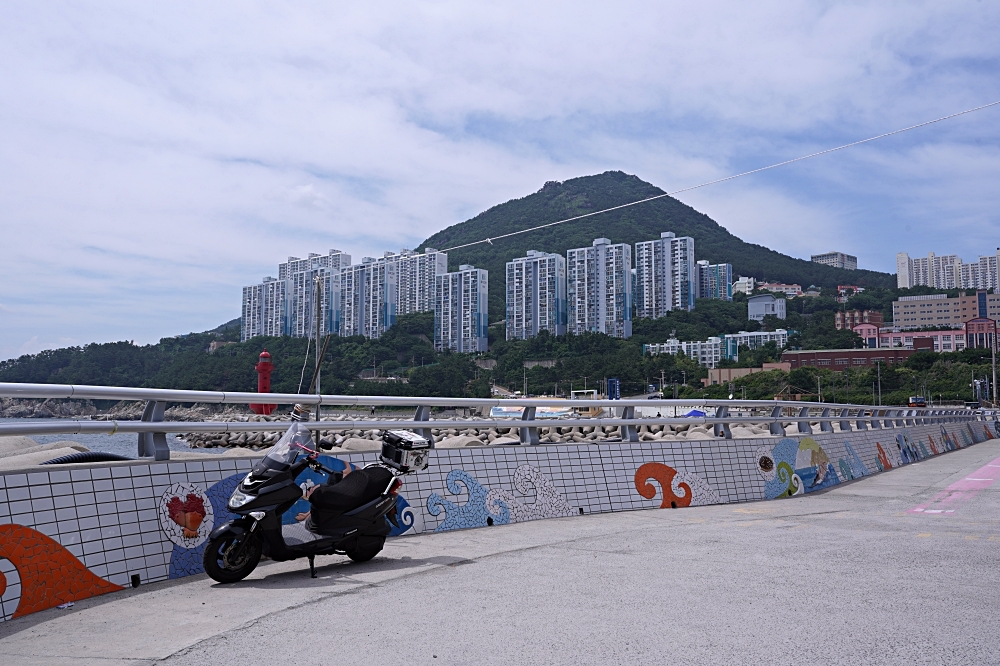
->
[[0, 382, 992, 461]]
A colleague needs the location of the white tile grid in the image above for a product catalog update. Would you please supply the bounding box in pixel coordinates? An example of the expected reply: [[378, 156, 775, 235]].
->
[[0, 420, 989, 605]]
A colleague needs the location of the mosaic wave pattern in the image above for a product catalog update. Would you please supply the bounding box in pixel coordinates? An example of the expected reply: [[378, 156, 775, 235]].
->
[[0, 421, 996, 622]]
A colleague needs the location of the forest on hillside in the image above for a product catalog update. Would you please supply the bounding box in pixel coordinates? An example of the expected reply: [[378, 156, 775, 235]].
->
[[420, 171, 896, 320], [2, 297, 996, 405]]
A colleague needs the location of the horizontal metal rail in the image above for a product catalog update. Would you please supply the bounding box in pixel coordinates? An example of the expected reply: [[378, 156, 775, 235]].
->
[[0, 382, 991, 460], [0, 381, 975, 412]]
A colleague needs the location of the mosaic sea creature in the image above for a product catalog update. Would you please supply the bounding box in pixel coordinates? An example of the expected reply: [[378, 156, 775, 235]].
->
[[487, 465, 575, 522], [634, 462, 721, 508], [0, 524, 122, 620], [427, 469, 510, 531]]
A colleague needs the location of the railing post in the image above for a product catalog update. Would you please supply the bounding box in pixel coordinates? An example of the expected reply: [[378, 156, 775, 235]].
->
[[413, 405, 434, 447], [620, 405, 640, 442], [820, 408, 833, 433], [870, 409, 881, 429], [839, 408, 853, 432], [895, 410, 905, 427], [770, 405, 785, 436], [797, 406, 812, 434], [713, 405, 732, 439], [519, 406, 539, 445], [138, 400, 170, 461]]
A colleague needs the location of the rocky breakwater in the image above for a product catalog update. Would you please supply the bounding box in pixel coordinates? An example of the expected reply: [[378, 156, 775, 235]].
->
[[178, 416, 781, 452]]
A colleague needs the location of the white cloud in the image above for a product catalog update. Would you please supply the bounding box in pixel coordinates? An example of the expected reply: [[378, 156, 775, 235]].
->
[[1, 1, 998, 359]]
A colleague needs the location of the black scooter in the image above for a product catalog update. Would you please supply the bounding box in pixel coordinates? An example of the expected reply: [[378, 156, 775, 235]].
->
[[203, 408, 430, 583]]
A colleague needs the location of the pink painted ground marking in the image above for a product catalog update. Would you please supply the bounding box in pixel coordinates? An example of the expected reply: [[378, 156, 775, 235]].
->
[[909, 454, 1000, 515]]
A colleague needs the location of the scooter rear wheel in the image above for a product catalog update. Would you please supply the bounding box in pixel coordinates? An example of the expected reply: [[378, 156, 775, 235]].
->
[[345, 536, 385, 563], [203, 533, 262, 583]]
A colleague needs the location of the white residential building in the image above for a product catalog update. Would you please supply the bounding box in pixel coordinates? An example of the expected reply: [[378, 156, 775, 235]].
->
[[506, 250, 567, 340], [811, 251, 857, 270], [643, 337, 723, 368], [896, 250, 1000, 291], [385, 248, 449, 316], [732, 276, 755, 295], [635, 231, 696, 317], [279, 250, 352, 339], [435, 265, 489, 353], [696, 261, 733, 301], [747, 294, 787, 321], [722, 329, 791, 361], [566, 238, 632, 338]]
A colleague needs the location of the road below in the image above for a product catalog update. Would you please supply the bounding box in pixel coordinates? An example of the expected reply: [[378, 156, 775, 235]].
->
[[2, 438, 999, 665]]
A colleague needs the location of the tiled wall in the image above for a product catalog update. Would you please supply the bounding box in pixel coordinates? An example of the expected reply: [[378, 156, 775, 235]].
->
[[1, 420, 996, 622]]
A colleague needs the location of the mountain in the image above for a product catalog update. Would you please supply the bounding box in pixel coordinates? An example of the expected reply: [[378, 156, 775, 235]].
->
[[420, 171, 895, 320]]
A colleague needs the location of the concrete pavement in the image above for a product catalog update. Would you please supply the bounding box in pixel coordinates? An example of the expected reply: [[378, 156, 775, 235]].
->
[[2, 438, 1000, 665]]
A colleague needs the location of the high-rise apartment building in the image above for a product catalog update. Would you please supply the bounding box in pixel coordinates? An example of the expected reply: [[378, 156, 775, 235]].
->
[[241, 250, 350, 342], [241, 247, 448, 343], [506, 250, 567, 340], [435, 265, 489, 353], [279, 250, 352, 339], [566, 238, 633, 338], [896, 250, 1000, 290], [811, 251, 858, 270], [635, 232, 695, 317], [695, 261, 733, 301], [387, 248, 448, 316]]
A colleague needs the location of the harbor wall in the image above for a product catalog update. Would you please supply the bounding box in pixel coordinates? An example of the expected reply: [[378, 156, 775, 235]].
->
[[1, 420, 997, 622]]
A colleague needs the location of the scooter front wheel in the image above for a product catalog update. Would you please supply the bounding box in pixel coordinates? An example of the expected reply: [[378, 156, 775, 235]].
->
[[203, 533, 262, 583]]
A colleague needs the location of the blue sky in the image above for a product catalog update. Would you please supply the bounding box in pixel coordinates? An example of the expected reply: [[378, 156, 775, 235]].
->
[[1, 1, 999, 360]]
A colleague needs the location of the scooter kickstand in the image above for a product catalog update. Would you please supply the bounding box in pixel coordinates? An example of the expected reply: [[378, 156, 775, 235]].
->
[[308, 555, 317, 578]]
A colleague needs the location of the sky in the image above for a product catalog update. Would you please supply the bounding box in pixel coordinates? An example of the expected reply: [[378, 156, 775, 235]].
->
[[2, 1, 999, 360]]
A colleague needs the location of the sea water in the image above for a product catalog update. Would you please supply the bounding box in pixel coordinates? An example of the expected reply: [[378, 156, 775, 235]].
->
[[0, 418, 226, 458]]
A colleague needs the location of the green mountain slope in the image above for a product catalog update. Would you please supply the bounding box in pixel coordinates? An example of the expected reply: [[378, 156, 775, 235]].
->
[[420, 171, 894, 320]]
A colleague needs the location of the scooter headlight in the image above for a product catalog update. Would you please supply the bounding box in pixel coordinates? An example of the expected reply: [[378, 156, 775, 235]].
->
[[228, 489, 252, 509]]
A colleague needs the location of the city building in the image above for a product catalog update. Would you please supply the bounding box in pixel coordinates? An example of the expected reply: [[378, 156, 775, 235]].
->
[[781, 347, 915, 369], [696, 261, 733, 301], [434, 265, 489, 353], [892, 290, 1000, 330], [747, 294, 786, 321], [566, 238, 633, 338], [834, 310, 884, 330], [643, 337, 723, 368], [279, 250, 352, 339], [758, 282, 802, 297], [896, 250, 1000, 290], [811, 251, 858, 270], [701, 363, 791, 387], [721, 329, 792, 361], [635, 232, 696, 317], [241, 277, 287, 341], [339, 258, 391, 339], [853, 324, 967, 353], [964, 318, 997, 351], [731, 276, 755, 295], [506, 250, 567, 340], [241, 250, 351, 342], [388, 248, 449, 317]]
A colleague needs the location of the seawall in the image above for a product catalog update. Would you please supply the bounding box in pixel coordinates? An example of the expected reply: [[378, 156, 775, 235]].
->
[[1, 420, 997, 622]]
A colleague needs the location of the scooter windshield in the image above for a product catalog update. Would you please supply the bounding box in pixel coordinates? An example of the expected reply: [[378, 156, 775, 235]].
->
[[263, 422, 317, 467]]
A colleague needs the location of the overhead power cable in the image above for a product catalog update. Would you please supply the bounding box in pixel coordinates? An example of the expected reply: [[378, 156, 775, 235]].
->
[[441, 99, 1000, 252]]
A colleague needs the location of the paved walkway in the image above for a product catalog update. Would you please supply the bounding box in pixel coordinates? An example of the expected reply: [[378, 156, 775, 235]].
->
[[3, 439, 1000, 665]]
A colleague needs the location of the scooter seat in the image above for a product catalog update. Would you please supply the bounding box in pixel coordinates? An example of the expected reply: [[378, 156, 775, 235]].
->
[[306, 467, 394, 535]]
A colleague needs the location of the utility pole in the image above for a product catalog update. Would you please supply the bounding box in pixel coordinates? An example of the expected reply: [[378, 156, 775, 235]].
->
[[523, 367, 527, 397], [314, 275, 322, 424], [660, 369, 666, 395], [992, 328, 997, 408], [876, 361, 882, 406]]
